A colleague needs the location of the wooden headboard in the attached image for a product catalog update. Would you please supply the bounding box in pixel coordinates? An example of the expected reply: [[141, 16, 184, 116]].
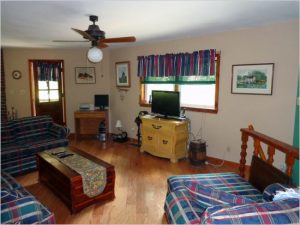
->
[[239, 125, 299, 179]]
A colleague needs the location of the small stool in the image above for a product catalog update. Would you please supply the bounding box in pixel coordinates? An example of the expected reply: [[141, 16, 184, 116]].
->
[[188, 139, 207, 166]]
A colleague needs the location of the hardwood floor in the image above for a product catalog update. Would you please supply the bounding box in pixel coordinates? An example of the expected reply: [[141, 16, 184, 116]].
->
[[15, 138, 241, 224]]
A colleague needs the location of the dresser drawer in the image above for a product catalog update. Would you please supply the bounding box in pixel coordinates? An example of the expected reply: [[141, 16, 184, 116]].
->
[[142, 133, 156, 146], [158, 136, 173, 156], [75, 111, 106, 118]]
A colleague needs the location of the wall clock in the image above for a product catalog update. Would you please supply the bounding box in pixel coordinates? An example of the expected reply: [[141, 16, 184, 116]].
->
[[12, 70, 22, 79]]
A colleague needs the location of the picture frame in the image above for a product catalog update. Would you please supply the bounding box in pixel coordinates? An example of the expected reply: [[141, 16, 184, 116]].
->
[[75, 67, 96, 84], [115, 61, 130, 88], [231, 63, 274, 95]]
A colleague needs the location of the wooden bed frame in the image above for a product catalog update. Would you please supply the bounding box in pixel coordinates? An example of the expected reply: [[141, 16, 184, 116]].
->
[[239, 125, 299, 179]]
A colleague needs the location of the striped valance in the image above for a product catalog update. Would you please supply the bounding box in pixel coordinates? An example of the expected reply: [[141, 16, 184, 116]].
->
[[34, 62, 62, 81], [137, 49, 216, 78]]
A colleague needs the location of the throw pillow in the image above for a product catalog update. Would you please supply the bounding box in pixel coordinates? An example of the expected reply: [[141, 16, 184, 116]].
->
[[201, 198, 299, 224], [183, 181, 254, 209]]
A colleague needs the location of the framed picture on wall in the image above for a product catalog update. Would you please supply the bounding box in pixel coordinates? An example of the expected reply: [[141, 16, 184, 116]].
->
[[75, 67, 96, 84], [115, 61, 130, 88], [231, 63, 274, 95]]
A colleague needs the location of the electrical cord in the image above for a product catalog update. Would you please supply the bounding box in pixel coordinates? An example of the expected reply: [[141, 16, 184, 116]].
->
[[205, 160, 224, 167], [186, 113, 225, 168], [186, 117, 195, 142], [205, 147, 226, 168]]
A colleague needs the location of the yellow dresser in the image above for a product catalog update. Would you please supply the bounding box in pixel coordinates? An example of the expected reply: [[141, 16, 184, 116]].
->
[[140, 115, 188, 163]]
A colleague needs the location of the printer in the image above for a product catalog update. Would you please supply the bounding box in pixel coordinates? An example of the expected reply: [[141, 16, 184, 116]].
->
[[79, 103, 94, 111]]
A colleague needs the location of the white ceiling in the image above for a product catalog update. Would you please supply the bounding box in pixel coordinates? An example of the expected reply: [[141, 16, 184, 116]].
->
[[1, 0, 299, 49]]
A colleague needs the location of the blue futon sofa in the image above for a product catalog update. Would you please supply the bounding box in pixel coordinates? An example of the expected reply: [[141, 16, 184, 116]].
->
[[164, 172, 299, 224], [1, 171, 55, 224], [1, 115, 69, 176]]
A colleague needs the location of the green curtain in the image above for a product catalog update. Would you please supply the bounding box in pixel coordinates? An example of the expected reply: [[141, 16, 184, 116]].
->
[[143, 75, 215, 84]]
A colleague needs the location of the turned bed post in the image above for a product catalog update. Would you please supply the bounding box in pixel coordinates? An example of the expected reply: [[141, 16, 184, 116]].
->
[[267, 146, 275, 165], [239, 131, 249, 178], [239, 124, 299, 179]]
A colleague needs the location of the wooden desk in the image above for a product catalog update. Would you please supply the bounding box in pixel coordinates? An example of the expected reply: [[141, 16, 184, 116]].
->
[[74, 110, 108, 139]]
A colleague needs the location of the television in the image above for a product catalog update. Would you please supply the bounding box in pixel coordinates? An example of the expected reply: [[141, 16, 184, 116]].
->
[[94, 95, 109, 109], [151, 90, 180, 118]]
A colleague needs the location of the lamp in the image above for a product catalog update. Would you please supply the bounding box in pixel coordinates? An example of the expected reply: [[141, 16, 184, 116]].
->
[[113, 119, 128, 142], [87, 46, 103, 63], [115, 120, 122, 132]]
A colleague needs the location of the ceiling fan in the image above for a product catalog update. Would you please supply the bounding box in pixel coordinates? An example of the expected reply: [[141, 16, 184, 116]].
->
[[54, 15, 136, 49], [54, 15, 136, 63]]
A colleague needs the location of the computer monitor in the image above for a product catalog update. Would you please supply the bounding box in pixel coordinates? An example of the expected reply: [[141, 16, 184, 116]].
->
[[94, 95, 109, 109], [151, 90, 180, 118]]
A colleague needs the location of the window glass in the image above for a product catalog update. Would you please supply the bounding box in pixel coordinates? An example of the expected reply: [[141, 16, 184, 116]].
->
[[38, 81, 48, 90], [49, 90, 59, 102], [145, 84, 174, 103], [39, 91, 49, 102], [49, 81, 58, 89], [180, 84, 215, 108]]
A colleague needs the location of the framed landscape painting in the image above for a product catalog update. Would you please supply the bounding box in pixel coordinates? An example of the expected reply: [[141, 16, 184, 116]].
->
[[75, 67, 96, 84], [231, 63, 274, 95]]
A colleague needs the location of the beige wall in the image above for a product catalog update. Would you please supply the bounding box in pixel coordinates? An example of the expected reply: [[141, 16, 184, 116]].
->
[[3, 48, 111, 132], [3, 20, 299, 165], [109, 20, 299, 165]]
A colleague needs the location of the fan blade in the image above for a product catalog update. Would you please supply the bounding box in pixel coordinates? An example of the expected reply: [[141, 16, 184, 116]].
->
[[98, 42, 108, 49], [72, 28, 96, 41], [102, 36, 136, 43], [53, 40, 89, 42]]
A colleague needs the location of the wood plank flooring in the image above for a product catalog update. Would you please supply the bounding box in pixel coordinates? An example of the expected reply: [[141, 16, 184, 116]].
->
[[15, 138, 240, 224]]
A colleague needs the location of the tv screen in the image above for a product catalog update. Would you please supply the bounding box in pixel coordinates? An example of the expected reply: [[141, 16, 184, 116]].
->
[[95, 95, 109, 109], [151, 91, 180, 118]]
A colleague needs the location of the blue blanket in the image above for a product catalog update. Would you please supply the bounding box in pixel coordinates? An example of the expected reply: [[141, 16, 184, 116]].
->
[[165, 172, 299, 224]]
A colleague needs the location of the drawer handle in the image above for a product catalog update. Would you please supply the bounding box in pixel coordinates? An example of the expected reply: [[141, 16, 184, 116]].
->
[[152, 124, 162, 129], [162, 140, 168, 144], [147, 136, 153, 140]]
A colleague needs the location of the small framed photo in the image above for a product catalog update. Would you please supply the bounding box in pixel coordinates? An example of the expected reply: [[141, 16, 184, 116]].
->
[[75, 67, 96, 84], [115, 61, 130, 88], [231, 63, 274, 95]]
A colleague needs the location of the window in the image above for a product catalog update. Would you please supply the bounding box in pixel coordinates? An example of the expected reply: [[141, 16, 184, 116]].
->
[[140, 53, 220, 113], [29, 59, 66, 126], [38, 81, 59, 103], [180, 84, 215, 108]]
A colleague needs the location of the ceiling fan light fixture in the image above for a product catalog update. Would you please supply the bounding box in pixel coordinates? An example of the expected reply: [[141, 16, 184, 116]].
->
[[87, 46, 103, 63]]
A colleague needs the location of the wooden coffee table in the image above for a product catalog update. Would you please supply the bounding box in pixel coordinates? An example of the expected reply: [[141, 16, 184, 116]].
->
[[37, 146, 115, 213]]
